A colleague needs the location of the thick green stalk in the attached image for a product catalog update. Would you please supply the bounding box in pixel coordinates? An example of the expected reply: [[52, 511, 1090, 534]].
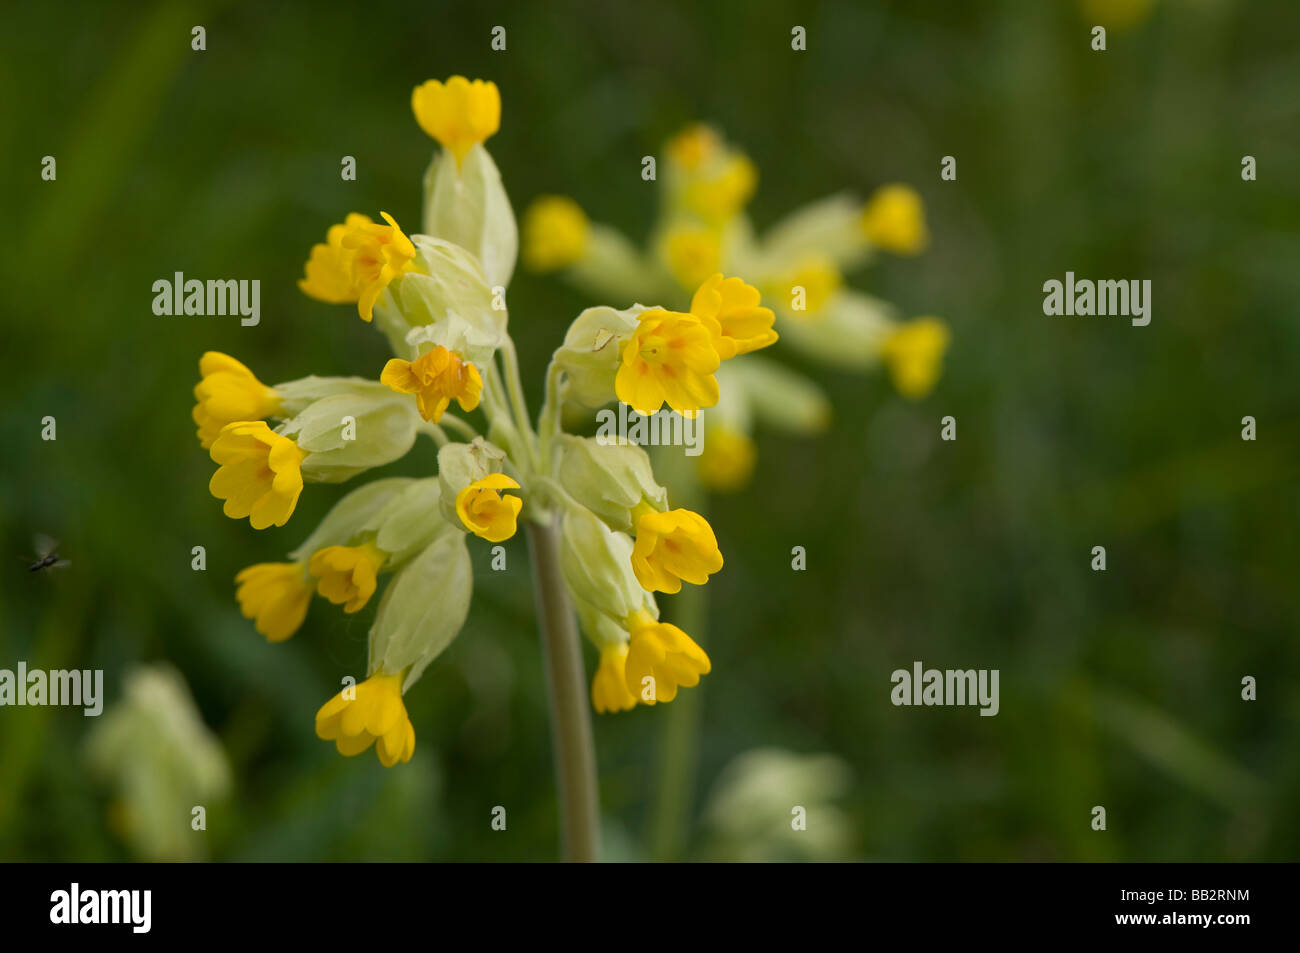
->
[[527, 519, 601, 862]]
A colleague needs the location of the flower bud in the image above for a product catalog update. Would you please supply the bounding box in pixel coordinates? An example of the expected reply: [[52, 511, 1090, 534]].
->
[[553, 434, 667, 534], [368, 531, 474, 689], [422, 143, 517, 290]]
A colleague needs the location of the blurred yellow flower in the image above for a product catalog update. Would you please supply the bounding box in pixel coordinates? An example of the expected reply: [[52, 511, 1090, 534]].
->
[[315, 672, 415, 767], [234, 562, 313, 643], [456, 473, 523, 542], [631, 507, 724, 594], [661, 225, 722, 291], [591, 643, 637, 714], [666, 123, 722, 171], [208, 421, 306, 529], [623, 610, 711, 704], [860, 184, 929, 255], [615, 308, 720, 415], [381, 346, 483, 423], [684, 154, 757, 225], [411, 76, 501, 166], [193, 351, 281, 449], [309, 542, 386, 614], [879, 317, 950, 399], [766, 256, 842, 320], [522, 195, 590, 272], [697, 425, 757, 492], [689, 273, 778, 359]]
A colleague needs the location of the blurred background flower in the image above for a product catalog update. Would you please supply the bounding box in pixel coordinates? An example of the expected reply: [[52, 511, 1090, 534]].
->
[[85, 665, 230, 861], [699, 747, 856, 862]]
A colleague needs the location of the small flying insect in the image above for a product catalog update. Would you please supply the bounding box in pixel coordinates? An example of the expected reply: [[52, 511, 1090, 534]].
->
[[25, 534, 70, 573]]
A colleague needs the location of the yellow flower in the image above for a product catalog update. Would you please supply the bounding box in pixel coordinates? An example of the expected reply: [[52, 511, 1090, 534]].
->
[[380, 347, 483, 423], [879, 317, 950, 399], [315, 672, 415, 767], [299, 212, 417, 322], [697, 425, 757, 492], [860, 184, 928, 255], [623, 609, 711, 705], [193, 352, 281, 449], [591, 643, 637, 714], [766, 256, 842, 320], [615, 309, 721, 415], [631, 507, 724, 594], [308, 542, 386, 614], [666, 123, 721, 171], [689, 273, 778, 360], [456, 474, 523, 542], [411, 76, 501, 167], [234, 562, 313, 643], [343, 212, 418, 321], [208, 421, 307, 529], [522, 196, 589, 272], [661, 225, 722, 292], [684, 154, 757, 225], [298, 213, 373, 305]]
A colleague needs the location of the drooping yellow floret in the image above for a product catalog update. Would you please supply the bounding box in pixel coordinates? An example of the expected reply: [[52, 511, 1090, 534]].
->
[[315, 672, 415, 767]]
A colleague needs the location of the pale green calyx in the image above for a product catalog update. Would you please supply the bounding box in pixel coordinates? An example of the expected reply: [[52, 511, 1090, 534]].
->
[[757, 192, 873, 274], [567, 224, 673, 304], [775, 290, 896, 369], [280, 383, 423, 483], [721, 355, 831, 435], [422, 143, 518, 290], [558, 503, 655, 625], [550, 304, 646, 409], [396, 235, 506, 366], [368, 531, 474, 690], [360, 477, 457, 566], [289, 477, 415, 562], [553, 434, 667, 534]]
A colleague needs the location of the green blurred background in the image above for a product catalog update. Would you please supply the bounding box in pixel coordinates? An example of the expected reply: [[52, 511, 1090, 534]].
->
[[1, 0, 1297, 861]]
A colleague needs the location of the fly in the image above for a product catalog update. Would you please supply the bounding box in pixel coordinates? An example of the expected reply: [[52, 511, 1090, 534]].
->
[[26, 534, 70, 573]]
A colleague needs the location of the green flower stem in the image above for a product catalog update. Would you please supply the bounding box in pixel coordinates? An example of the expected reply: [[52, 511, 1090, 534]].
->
[[437, 412, 479, 441], [649, 581, 705, 861], [501, 339, 540, 471], [647, 452, 708, 861], [527, 518, 601, 862]]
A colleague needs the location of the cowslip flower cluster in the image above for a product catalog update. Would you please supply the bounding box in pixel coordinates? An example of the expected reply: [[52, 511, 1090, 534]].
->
[[193, 77, 777, 767], [523, 123, 951, 491]]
